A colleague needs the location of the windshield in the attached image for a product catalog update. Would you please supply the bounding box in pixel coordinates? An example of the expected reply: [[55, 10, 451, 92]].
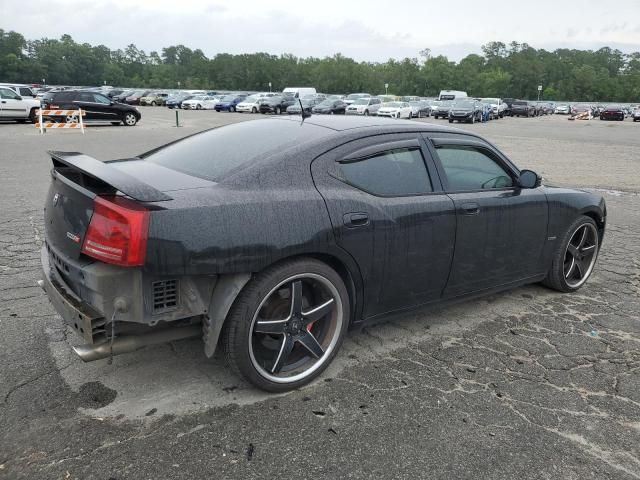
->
[[482, 98, 499, 103], [317, 100, 334, 107], [222, 95, 236, 101], [384, 102, 403, 108], [347, 94, 367, 100], [353, 99, 369, 105], [243, 96, 258, 103]]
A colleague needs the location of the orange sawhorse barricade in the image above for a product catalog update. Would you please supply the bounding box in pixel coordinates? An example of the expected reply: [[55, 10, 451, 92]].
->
[[35, 109, 86, 134]]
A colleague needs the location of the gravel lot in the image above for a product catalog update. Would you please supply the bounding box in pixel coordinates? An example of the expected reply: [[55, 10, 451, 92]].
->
[[1, 108, 639, 479]]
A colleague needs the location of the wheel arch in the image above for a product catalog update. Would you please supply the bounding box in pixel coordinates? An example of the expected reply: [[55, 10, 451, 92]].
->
[[203, 251, 363, 358]]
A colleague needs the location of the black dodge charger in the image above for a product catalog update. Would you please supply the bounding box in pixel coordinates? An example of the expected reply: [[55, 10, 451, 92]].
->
[[40, 116, 606, 391]]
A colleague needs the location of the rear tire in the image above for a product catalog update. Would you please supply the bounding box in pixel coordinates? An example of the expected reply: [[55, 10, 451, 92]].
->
[[196, 104, 202, 110], [151, 101, 157, 106], [542, 215, 599, 292], [29, 108, 38, 123], [252, 107, 257, 113], [222, 258, 350, 392]]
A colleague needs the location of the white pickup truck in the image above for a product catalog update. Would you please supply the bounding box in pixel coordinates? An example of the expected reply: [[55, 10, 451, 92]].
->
[[0, 86, 41, 122]]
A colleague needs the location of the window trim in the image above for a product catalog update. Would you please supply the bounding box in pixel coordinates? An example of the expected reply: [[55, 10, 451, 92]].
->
[[334, 146, 435, 198], [429, 139, 519, 193]]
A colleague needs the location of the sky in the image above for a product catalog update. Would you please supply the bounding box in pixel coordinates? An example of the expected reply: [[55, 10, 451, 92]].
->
[[3, 0, 640, 61]]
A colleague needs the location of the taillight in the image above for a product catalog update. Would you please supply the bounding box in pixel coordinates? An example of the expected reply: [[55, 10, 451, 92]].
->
[[81, 196, 150, 267]]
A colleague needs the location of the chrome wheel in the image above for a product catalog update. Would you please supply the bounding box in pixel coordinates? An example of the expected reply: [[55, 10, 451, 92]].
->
[[65, 114, 79, 124], [248, 273, 343, 384], [563, 223, 599, 288]]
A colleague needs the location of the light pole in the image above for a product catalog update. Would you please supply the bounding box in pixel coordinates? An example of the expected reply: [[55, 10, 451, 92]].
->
[[177, 81, 181, 90], [537, 84, 542, 101], [42, 78, 46, 88], [268, 82, 272, 93], [385, 83, 389, 95]]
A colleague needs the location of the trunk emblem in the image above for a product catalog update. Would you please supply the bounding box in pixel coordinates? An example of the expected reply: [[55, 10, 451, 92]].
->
[[66, 232, 81, 243], [53, 193, 60, 206]]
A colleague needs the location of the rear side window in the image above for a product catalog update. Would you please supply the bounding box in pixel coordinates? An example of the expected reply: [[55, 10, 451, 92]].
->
[[19, 87, 32, 96], [54, 92, 75, 102], [436, 146, 513, 191], [338, 148, 432, 196]]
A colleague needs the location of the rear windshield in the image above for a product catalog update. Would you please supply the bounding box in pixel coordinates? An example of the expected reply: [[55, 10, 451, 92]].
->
[[143, 120, 332, 181]]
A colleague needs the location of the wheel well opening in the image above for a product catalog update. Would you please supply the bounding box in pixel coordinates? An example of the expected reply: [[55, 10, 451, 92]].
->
[[583, 211, 605, 241]]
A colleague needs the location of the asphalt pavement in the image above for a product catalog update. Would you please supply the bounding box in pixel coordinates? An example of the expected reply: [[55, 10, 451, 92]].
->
[[1, 109, 639, 479]]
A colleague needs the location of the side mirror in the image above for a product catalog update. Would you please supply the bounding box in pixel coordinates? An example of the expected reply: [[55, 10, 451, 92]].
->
[[14, 95, 22, 101], [518, 169, 541, 189]]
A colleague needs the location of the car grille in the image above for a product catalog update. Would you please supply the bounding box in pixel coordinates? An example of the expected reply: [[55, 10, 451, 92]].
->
[[152, 279, 179, 313]]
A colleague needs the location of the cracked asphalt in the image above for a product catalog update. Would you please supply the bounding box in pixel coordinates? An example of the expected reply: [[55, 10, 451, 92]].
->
[[1, 110, 639, 479]]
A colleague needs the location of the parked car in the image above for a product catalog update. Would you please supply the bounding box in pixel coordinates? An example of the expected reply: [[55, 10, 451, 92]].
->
[[182, 95, 219, 110], [537, 103, 555, 115], [480, 98, 507, 118], [599, 105, 625, 121], [511, 101, 536, 117], [286, 98, 321, 115], [124, 90, 151, 105], [0, 83, 36, 98], [448, 99, 483, 123], [236, 96, 262, 113], [632, 108, 640, 122], [140, 92, 169, 106], [345, 97, 382, 116], [0, 86, 41, 122], [377, 101, 412, 119], [311, 99, 347, 115], [215, 94, 248, 112], [554, 104, 571, 115], [570, 104, 594, 118], [258, 95, 296, 114], [39, 116, 606, 392], [409, 100, 431, 118], [344, 93, 370, 105], [431, 100, 454, 119], [112, 90, 135, 103], [165, 94, 193, 109], [42, 90, 141, 126]]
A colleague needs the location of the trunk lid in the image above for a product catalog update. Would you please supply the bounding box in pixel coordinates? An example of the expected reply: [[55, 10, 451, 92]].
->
[[43, 152, 214, 260]]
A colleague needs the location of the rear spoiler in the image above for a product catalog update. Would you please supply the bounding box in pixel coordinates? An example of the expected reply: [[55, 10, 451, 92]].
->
[[48, 151, 172, 202]]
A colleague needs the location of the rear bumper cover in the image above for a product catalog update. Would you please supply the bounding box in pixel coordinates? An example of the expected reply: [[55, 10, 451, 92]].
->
[[40, 246, 107, 344]]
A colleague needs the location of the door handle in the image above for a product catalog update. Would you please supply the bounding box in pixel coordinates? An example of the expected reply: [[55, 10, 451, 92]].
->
[[0, 100, 6, 104], [343, 212, 369, 228], [460, 202, 480, 215]]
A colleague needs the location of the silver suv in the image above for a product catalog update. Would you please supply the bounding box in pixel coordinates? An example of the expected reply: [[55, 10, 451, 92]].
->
[[345, 97, 382, 116]]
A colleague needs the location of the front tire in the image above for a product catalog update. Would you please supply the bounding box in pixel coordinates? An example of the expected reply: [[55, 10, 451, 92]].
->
[[123, 112, 138, 126], [542, 216, 600, 292], [252, 107, 257, 113], [222, 258, 350, 392]]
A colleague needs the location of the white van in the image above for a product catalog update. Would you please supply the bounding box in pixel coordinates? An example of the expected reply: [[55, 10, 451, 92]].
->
[[282, 87, 317, 98], [439, 90, 468, 101]]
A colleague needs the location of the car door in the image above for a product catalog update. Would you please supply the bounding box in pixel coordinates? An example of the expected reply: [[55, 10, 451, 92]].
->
[[426, 135, 549, 297], [311, 133, 457, 318], [0, 87, 28, 118]]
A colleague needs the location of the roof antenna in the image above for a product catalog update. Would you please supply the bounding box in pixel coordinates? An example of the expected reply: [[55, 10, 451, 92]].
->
[[299, 98, 311, 122]]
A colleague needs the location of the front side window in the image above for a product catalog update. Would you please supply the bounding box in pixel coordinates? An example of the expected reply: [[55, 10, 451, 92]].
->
[[338, 148, 432, 196], [93, 94, 111, 104], [437, 146, 513, 191]]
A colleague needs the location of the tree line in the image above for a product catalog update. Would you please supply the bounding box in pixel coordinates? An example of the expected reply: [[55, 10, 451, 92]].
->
[[1, 30, 639, 102]]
